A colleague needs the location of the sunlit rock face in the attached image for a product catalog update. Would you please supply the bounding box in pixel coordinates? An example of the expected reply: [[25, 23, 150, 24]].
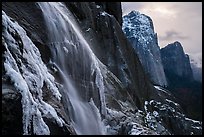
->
[[122, 11, 168, 87]]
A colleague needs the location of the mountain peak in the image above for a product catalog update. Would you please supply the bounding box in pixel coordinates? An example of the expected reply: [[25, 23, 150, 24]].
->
[[161, 41, 193, 80], [123, 10, 155, 38], [122, 11, 167, 87], [129, 10, 140, 16], [162, 41, 184, 54], [174, 41, 182, 46], [173, 41, 183, 49]]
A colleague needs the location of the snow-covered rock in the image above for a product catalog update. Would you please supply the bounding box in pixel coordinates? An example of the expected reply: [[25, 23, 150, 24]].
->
[[104, 107, 158, 135], [2, 2, 202, 135], [144, 98, 202, 135], [2, 10, 71, 135], [122, 10, 167, 87]]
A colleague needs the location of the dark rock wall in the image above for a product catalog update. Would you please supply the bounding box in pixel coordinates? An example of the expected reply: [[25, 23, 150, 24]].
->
[[161, 41, 202, 121], [2, 1, 157, 112], [2, 2, 201, 135], [95, 2, 122, 25], [2, 2, 51, 64], [160, 41, 193, 81], [2, 2, 47, 43], [2, 84, 23, 135], [65, 2, 158, 109]]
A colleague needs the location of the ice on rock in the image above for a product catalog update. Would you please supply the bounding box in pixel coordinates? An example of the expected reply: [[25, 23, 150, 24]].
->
[[153, 111, 159, 118], [90, 58, 106, 116], [106, 108, 126, 118], [143, 101, 158, 131], [154, 85, 171, 96], [63, 46, 69, 54], [185, 117, 202, 125], [38, 100, 65, 127], [165, 99, 179, 107], [144, 101, 148, 112], [2, 10, 64, 135], [100, 11, 112, 17], [89, 98, 107, 134], [96, 5, 100, 8], [33, 109, 50, 135], [129, 122, 151, 135], [86, 28, 91, 32]]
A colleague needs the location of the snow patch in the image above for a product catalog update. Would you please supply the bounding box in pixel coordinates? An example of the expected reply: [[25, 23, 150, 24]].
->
[[154, 85, 171, 96], [96, 5, 100, 8], [86, 28, 91, 32], [165, 99, 179, 106], [129, 122, 147, 135], [100, 11, 112, 17], [2, 10, 64, 135], [63, 46, 69, 54]]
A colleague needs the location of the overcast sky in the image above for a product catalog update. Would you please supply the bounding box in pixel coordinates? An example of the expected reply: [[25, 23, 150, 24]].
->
[[121, 2, 202, 57]]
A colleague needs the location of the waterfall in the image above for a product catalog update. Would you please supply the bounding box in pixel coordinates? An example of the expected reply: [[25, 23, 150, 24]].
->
[[37, 2, 106, 135]]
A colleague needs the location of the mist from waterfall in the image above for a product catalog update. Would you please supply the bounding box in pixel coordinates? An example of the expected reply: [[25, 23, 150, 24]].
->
[[38, 2, 106, 135]]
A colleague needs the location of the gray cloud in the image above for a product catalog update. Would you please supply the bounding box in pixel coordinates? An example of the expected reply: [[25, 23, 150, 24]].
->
[[121, 2, 202, 56], [121, 2, 145, 15], [172, 2, 202, 18], [159, 30, 189, 41]]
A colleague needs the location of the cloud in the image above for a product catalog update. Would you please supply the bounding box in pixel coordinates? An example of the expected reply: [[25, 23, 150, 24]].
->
[[172, 2, 202, 18], [121, 2, 202, 56], [121, 2, 145, 15], [158, 30, 189, 41]]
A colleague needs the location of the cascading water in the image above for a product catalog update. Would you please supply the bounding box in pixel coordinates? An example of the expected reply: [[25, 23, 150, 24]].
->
[[37, 2, 106, 135]]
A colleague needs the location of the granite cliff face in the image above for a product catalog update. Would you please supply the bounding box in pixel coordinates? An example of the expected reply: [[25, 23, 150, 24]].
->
[[160, 41, 194, 81], [65, 2, 158, 110], [161, 41, 202, 121], [122, 11, 167, 87], [2, 2, 202, 135], [2, 2, 157, 135]]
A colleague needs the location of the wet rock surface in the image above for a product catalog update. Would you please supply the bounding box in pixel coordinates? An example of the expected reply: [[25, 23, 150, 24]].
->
[[2, 2, 202, 135], [66, 2, 158, 111]]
